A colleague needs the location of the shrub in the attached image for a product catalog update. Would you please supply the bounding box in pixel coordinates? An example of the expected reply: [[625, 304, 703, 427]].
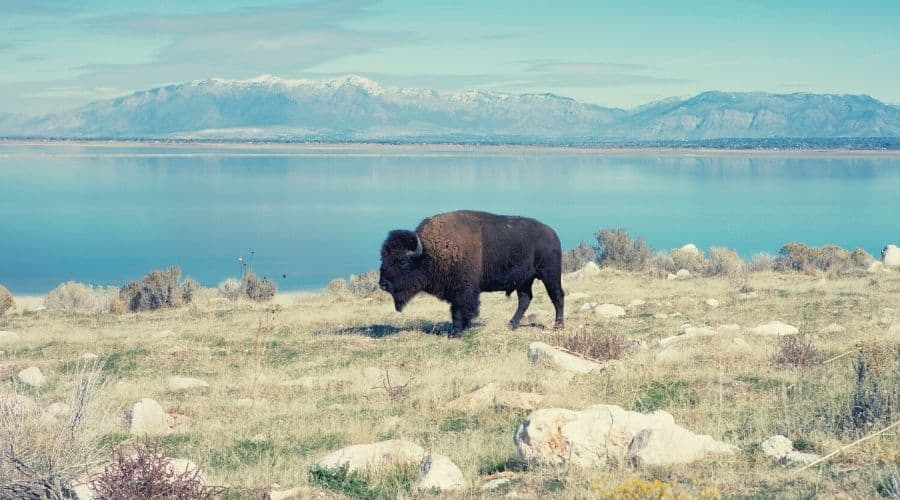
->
[[548, 331, 627, 362], [348, 271, 380, 297], [776, 243, 862, 275], [594, 229, 651, 271], [180, 278, 201, 305], [0, 361, 105, 499], [218, 278, 241, 301], [776, 242, 813, 273], [650, 251, 676, 274], [327, 278, 348, 296], [850, 248, 875, 268], [671, 246, 705, 273], [812, 245, 852, 274], [90, 442, 216, 500], [0, 284, 15, 315], [241, 273, 277, 302], [775, 336, 817, 367], [562, 241, 597, 273], [121, 267, 182, 312], [44, 282, 120, 314], [842, 348, 899, 434], [746, 252, 776, 273], [705, 247, 744, 277]]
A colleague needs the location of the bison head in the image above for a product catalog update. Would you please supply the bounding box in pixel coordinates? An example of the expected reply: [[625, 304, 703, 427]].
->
[[379, 230, 426, 311]]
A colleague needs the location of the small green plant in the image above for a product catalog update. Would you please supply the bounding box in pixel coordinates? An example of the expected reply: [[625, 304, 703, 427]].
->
[[634, 380, 697, 412]]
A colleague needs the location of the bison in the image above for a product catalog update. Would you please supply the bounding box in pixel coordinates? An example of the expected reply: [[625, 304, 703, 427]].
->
[[379, 210, 564, 336]]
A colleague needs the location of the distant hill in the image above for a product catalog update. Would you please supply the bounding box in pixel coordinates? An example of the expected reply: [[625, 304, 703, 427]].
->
[[2, 75, 899, 144]]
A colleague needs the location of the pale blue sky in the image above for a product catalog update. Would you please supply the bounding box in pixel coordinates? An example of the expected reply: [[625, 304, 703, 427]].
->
[[1, 0, 898, 115]]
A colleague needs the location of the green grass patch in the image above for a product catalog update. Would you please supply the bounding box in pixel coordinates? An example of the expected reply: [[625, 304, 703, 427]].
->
[[634, 380, 697, 412], [96, 432, 131, 450], [736, 375, 784, 391], [104, 346, 151, 377], [439, 414, 479, 433], [308, 463, 417, 500]]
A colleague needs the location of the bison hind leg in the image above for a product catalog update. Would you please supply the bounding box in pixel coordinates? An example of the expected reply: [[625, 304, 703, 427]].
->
[[541, 274, 565, 329]]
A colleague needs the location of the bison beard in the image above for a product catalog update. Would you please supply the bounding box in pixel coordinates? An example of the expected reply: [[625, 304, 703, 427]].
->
[[379, 210, 565, 336]]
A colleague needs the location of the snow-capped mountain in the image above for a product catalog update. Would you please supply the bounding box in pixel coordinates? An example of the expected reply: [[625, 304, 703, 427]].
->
[[2, 75, 899, 142]]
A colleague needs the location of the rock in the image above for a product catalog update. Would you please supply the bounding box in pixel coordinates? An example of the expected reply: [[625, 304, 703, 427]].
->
[[80, 352, 99, 360], [679, 244, 701, 257], [868, 261, 885, 273], [705, 298, 720, 308], [168, 376, 209, 392], [281, 376, 343, 390], [580, 262, 601, 276], [761, 435, 821, 465], [654, 347, 686, 363], [47, 402, 71, 418], [481, 478, 513, 491], [739, 291, 759, 300], [316, 440, 426, 473], [527, 342, 609, 374], [153, 329, 175, 339], [495, 390, 544, 411], [268, 487, 306, 500], [415, 453, 465, 492], [718, 324, 742, 334], [69, 465, 106, 500], [883, 244, 900, 267], [658, 325, 718, 347], [666, 273, 677, 280], [129, 398, 171, 436], [819, 323, 845, 335], [750, 321, 799, 336], [514, 405, 736, 468], [578, 302, 598, 312], [675, 269, 691, 279], [17, 366, 47, 387], [0, 330, 20, 342], [234, 398, 269, 407], [594, 304, 626, 319], [628, 299, 646, 307], [448, 383, 497, 411], [653, 313, 669, 319], [568, 292, 590, 301]]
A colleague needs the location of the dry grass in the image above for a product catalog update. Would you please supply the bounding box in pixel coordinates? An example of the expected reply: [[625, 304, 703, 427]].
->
[[1, 269, 898, 498]]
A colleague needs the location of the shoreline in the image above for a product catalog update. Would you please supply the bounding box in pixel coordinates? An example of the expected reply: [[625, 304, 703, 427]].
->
[[3, 138, 900, 157]]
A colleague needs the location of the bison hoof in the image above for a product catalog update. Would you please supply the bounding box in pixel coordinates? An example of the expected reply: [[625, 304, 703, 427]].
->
[[508, 321, 520, 330], [553, 322, 565, 330]]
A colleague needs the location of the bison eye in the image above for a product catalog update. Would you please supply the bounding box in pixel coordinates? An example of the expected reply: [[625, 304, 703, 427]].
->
[[397, 257, 410, 269]]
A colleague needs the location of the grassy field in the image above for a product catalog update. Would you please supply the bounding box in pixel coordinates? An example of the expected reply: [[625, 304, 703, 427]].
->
[[1, 268, 898, 498]]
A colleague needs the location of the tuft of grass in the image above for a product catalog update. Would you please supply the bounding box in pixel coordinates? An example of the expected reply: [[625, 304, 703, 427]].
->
[[775, 336, 818, 367], [634, 380, 697, 412]]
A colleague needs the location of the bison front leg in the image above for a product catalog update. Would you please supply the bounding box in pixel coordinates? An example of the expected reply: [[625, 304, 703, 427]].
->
[[449, 292, 480, 337], [508, 279, 534, 329]]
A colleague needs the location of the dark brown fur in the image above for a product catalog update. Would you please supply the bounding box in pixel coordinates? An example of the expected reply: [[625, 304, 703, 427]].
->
[[379, 210, 565, 336]]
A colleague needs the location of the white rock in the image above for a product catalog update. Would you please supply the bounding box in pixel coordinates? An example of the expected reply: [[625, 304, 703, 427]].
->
[[580, 262, 601, 276], [268, 487, 306, 500], [718, 324, 742, 334], [883, 244, 900, 267], [740, 291, 759, 300], [47, 402, 71, 418], [628, 299, 646, 307], [167, 458, 205, 484], [819, 323, 845, 335], [168, 376, 209, 392], [494, 390, 544, 411], [17, 367, 47, 387], [129, 398, 170, 436], [653, 313, 669, 319], [281, 376, 342, 389], [80, 352, 99, 360], [666, 273, 677, 281], [514, 405, 736, 468], [0, 331, 20, 342], [415, 453, 466, 492], [679, 244, 701, 257], [868, 261, 885, 273], [705, 298, 720, 308], [761, 435, 821, 465], [448, 383, 497, 411], [658, 325, 718, 347], [316, 440, 426, 473], [750, 321, 799, 336], [594, 303, 626, 319], [675, 269, 691, 279], [234, 398, 269, 407], [568, 292, 590, 301], [153, 329, 175, 339], [527, 342, 608, 374], [481, 478, 513, 491], [578, 301, 598, 312]]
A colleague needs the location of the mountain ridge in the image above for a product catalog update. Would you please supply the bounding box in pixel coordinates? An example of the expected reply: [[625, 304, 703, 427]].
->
[[2, 75, 899, 143]]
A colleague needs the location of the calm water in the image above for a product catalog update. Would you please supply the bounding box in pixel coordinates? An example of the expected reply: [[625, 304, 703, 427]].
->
[[1, 143, 899, 294]]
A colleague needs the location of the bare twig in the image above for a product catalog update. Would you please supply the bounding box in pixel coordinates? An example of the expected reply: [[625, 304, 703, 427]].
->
[[796, 419, 899, 472]]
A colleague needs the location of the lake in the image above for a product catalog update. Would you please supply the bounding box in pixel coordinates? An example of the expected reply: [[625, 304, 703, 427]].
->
[[1, 142, 898, 294]]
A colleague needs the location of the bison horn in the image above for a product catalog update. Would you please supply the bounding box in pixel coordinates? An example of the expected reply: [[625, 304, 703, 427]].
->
[[408, 233, 423, 258]]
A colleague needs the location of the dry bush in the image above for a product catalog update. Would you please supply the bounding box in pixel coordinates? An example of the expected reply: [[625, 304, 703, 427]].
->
[[746, 252, 776, 273], [0, 284, 15, 315], [812, 245, 853, 274], [90, 442, 216, 500], [594, 228, 651, 271], [705, 247, 745, 277], [0, 360, 105, 499], [775, 336, 817, 367], [548, 330, 627, 362], [562, 241, 597, 273], [672, 247, 705, 273], [348, 271, 380, 297], [44, 282, 120, 314], [850, 248, 875, 268], [842, 347, 899, 434], [776, 243, 864, 275], [776, 242, 814, 273], [326, 278, 348, 296], [218, 278, 241, 301], [241, 273, 277, 302], [650, 251, 676, 274], [180, 278, 201, 305], [121, 267, 182, 312]]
